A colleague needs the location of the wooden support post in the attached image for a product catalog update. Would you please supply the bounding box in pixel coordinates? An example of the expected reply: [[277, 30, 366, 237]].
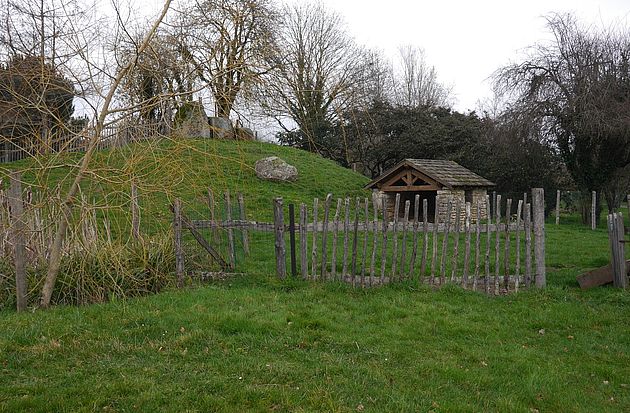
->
[[400, 200, 410, 279], [289, 204, 297, 278], [609, 213, 628, 289], [238, 193, 249, 255], [331, 199, 342, 280], [409, 195, 420, 280], [420, 198, 429, 284], [463, 202, 471, 288], [592, 190, 597, 230], [207, 188, 218, 243], [515, 200, 523, 291], [485, 195, 491, 294], [342, 197, 350, 279], [430, 204, 439, 285], [300, 203, 308, 279], [8, 172, 26, 311], [504, 199, 512, 291], [369, 195, 379, 284], [555, 190, 561, 225], [440, 201, 452, 285], [524, 203, 532, 288], [273, 198, 286, 280], [225, 191, 235, 269], [450, 201, 461, 283], [473, 199, 481, 291], [351, 197, 360, 285], [627, 194, 630, 224], [615, 213, 627, 289], [320, 194, 332, 279], [131, 181, 140, 239], [532, 188, 546, 288], [380, 197, 389, 283], [391, 193, 401, 279], [361, 198, 369, 285], [311, 198, 319, 280], [173, 198, 184, 288], [494, 195, 502, 293]]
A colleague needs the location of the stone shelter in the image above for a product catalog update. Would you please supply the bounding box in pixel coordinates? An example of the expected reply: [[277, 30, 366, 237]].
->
[[365, 159, 494, 223]]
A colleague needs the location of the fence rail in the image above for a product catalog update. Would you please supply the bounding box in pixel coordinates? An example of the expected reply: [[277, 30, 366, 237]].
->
[[178, 188, 547, 295]]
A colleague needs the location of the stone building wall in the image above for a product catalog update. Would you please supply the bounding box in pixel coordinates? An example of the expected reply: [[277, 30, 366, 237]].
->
[[436, 188, 489, 224]]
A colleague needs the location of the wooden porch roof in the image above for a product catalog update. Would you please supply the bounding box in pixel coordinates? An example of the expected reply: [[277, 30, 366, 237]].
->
[[365, 159, 495, 191]]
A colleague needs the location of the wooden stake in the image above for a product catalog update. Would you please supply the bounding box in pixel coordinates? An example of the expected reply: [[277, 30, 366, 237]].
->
[[592, 190, 597, 230], [532, 188, 546, 288], [450, 201, 461, 283], [225, 191, 235, 269], [485, 195, 491, 294], [331, 198, 342, 280], [391, 193, 401, 279], [369, 194, 379, 285], [463, 202, 471, 288], [440, 201, 452, 285], [430, 204, 439, 285], [300, 204, 308, 279], [515, 200, 523, 290], [400, 199, 410, 280], [131, 181, 140, 239], [361, 198, 370, 285], [494, 194, 502, 293], [555, 189, 561, 225], [380, 197, 389, 283], [173, 198, 184, 288], [311, 197, 319, 280], [409, 195, 420, 280], [351, 197, 361, 284], [320, 194, 332, 279], [504, 198, 512, 291], [342, 197, 350, 278], [273, 198, 286, 280], [473, 199, 481, 291], [420, 198, 429, 284], [524, 203, 532, 288], [8, 172, 26, 311], [238, 193, 249, 255]]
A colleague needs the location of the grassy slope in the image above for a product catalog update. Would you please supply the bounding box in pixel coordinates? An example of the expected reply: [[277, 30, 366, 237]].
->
[[4, 138, 369, 234], [0, 140, 629, 412]]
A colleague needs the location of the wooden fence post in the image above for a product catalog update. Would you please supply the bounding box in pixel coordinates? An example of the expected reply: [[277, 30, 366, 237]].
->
[[288, 203, 297, 278], [225, 191, 235, 269], [173, 198, 184, 288], [608, 213, 628, 289], [8, 172, 26, 311], [320, 194, 333, 279], [273, 198, 286, 280], [555, 189, 560, 225], [532, 188, 546, 288], [131, 181, 140, 239], [238, 193, 249, 255], [592, 190, 597, 230]]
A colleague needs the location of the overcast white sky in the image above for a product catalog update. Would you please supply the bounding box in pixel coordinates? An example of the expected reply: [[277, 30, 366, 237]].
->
[[317, 0, 630, 112]]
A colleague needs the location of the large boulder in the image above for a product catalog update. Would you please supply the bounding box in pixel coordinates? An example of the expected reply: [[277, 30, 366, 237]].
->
[[173, 102, 211, 138], [209, 116, 234, 140], [255, 156, 298, 182]]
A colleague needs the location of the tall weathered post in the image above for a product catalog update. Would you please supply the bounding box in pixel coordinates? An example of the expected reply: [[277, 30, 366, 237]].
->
[[532, 188, 546, 288], [591, 191, 597, 230], [173, 198, 184, 288], [273, 198, 286, 279], [8, 172, 26, 311]]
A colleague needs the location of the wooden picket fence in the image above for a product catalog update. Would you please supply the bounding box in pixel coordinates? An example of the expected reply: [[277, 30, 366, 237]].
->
[[607, 212, 629, 289], [174, 188, 547, 294]]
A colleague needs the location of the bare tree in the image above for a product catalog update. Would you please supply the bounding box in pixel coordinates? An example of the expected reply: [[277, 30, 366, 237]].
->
[[393, 45, 452, 108], [495, 13, 630, 224], [261, 2, 369, 154], [178, 0, 278, 119], [39, 0, 174, 308]]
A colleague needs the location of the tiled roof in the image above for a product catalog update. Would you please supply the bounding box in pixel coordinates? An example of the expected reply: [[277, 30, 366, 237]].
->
[[366, 159, 495, 189]]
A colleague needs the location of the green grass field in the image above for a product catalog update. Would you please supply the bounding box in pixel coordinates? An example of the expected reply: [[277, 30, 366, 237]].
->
[[0, 139, 629, 412]]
